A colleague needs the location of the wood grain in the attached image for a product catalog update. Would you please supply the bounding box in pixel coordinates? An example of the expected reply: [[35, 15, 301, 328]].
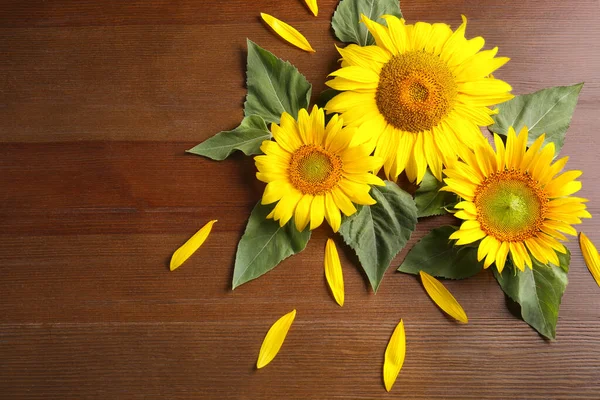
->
[[1, 0, 600, 398]]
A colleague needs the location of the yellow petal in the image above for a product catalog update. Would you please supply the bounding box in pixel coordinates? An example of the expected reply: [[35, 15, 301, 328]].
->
[[484, 237, 501, 269], [331, 187, 357, 216], [294, 194, 314, 231], [257, 309, 297, 369], [310, 194, 325, 230], [260, 13, 316, 53], [579, 233, 600, 287], [545, 170, 583, 197], [383, 320, 406, 392], [170, 220, 217, 271], [324, 192, 341, 232], [328, 66, 380, 84], [419, 271, 468, 323], [361, 14, 396, 55], [324, 239, 345, 306], [495, 241, 510, 273], [304, 0, 318, 16]]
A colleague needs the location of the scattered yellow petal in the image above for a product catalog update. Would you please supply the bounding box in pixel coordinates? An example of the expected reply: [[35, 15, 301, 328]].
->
[[304, 0, 318, 16], [579, 232, 600, 287], [257, 309, 297, 369], [170, 220, 217, 271], [324, 239, 345, 306], [419, 271, 468, 323], [260, 13, 316, 53], [383, 319, 406, 392]]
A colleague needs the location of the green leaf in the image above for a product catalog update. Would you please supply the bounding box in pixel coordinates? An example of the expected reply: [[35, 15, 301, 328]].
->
[[232, 202, 311, 289], [189, 40, 310, 161], [493, 250, 571, 340], [489, 83, 583, 154], [244, 39, 312, 123], [414, 170, 457, 218], [186, 115, 271, 160], [397, 226, 483, 279], [339, 181, 417, 292], [332, 0, 402, 46]]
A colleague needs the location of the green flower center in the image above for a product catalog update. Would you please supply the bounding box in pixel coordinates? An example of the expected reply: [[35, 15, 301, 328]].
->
[[376, 51, 458, 133], [474, 169, 548, 242], [289, 145, 343, 195], [298, 151, 332, 182]]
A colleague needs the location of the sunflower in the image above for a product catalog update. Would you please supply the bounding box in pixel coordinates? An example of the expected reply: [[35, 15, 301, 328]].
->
[[443, 126, 590, 272], [255, 106, 384, 232], [325, 14, 513, 184]]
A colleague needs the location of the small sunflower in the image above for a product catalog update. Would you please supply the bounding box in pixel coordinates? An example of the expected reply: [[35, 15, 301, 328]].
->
[[255, 106, 384, 232], [325, 14, 513, 183], [443, 126, 590, 272]]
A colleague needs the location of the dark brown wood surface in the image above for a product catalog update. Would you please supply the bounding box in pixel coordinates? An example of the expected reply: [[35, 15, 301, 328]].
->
[[1, 1, 600, 398]]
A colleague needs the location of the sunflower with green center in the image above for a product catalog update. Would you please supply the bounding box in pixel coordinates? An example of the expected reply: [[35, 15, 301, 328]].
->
[[255, 106, 384, 232], [325, 14, 513, 183], [443, 126, 590, 272]]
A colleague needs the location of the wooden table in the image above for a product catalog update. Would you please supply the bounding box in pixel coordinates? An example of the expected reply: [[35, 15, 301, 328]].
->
[[1, 1, 599, 398]]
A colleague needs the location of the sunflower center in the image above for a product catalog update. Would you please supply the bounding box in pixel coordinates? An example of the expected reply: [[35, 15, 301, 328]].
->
[[288, 145, 343, 195], [375, 51, 458, 133], [474, 169, 549, 242]]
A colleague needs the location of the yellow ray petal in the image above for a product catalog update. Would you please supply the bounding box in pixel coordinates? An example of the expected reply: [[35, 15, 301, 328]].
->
[[257, 309, 297, 369], [310, 194, 325, 230], [579, 233, 600, 287], [419, 271, 468, 323], [324, 192, 341, 232], [360, 14, 397, 55], [383, 320, 406, 392], [495, 241, 510, 273], [484, 237, 501, 269], [294, 194, 314, 231], [170, 220, 217, 271], [324, 239, 345, 306], [261, 13, 316, 53], [304, 0, 318, 16]]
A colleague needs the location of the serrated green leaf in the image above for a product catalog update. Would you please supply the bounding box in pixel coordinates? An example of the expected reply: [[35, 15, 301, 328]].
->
[[244, 39, 312, 123], [489, 83, 583, 154], [397, 226, 483, 279], [557, 249, 570, 273], [232, 202, 311, 289], [414, 170, 457, 218], [186, 115, 271, 160], [332, 0, 402, 46], [493, 250, 570, 340], [189, 41, 310, 161], [339, 181, 417, 292]]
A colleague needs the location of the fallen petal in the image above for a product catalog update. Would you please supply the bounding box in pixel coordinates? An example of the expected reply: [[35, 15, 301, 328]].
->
[[257, 309, 297, 369], [383, 319, 406, 392], [419, 271, 468, 323], [170, 220, 217, 271], [304, 0, 318, 16], [260, 13, 316, 53], [324, 239, 345, 306], [579, 232, 600, 287]]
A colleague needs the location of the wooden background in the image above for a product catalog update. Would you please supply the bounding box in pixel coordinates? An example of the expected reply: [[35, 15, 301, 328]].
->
[[1, 0, 599, 398]]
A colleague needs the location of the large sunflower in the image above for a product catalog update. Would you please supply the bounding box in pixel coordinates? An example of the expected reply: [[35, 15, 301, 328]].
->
[[443, 126, 590, 272], [325, 14, 513, 183], [255, 106, 384, 232]]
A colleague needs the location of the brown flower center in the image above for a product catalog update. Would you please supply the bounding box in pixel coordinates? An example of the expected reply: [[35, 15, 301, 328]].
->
[[375, 51, 458, 133]]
